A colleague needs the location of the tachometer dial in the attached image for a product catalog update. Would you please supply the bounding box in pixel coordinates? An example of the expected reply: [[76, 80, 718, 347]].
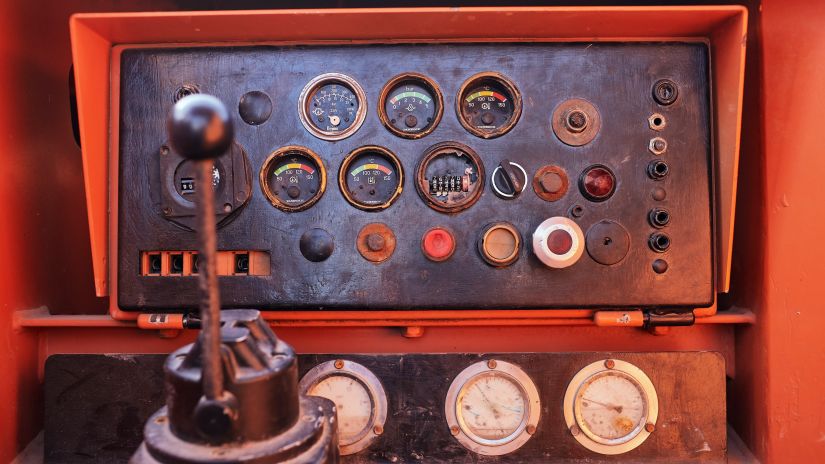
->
[[339, 146, 403, 211], [260, 146, 326, 212], [299, 73, 366, 140], [300, 360, 387, 456], [457, 72, 522, 138], [564, 359, 658, 455], [445, 360, 540, 456], [379, 73, 443, 139]]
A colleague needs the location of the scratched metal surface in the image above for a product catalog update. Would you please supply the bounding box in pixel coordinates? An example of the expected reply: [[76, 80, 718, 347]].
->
[[44, 352, 725, 463], [117, 43, 713, 310]]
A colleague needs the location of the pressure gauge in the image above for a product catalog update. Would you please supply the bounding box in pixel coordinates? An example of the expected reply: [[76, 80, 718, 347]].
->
[[564, 359, 658, 455], [300, 360, 387, 455], [445, 360, 540, 456]]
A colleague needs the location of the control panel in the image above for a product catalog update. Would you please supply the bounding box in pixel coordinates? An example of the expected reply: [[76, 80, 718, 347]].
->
[[118, 43, 713, 311]]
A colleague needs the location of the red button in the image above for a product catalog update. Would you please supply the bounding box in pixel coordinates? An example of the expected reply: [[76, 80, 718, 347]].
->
[[422, 228, 456, 262], [547, 229, 573, 255], [581, 165, 616, 200]]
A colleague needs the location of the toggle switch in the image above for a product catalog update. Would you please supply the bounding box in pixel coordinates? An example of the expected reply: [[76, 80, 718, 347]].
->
[[532, 217, 584, 268]]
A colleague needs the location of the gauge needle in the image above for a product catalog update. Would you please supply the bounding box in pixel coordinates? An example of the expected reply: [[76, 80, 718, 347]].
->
[[475, 384, 504, 424], [582, 397, 623, 413]]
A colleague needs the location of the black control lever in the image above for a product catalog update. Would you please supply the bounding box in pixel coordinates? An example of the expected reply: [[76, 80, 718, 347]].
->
[[498, 158, 523, 195]]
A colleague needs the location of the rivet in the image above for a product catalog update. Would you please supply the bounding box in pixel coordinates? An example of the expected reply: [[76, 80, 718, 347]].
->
[[604, 359, 615, 369], [334, 359, 344, 369], [487, 359, 497, 369], [526, 424, 537, 435], [374, 425, 384, 435], [570, 425, 580, 436], [162, 207, 172, 216], [645, 423, 656, 433], [450, 425, 460, 436]]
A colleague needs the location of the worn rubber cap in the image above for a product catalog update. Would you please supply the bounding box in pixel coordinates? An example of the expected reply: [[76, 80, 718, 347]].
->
[[422, 228, 455, 262]]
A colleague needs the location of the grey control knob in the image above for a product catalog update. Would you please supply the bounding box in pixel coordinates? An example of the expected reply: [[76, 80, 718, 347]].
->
[[532, 217, 585, 268]]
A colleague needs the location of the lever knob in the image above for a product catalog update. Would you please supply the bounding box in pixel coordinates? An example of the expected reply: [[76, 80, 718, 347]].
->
[[167, 94, 234, 160]]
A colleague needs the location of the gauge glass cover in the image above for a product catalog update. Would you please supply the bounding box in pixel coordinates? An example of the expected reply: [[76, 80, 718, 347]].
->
[[458, 373, 527, 442], [307, 375, 373, 444], [340, 146, 403, 210], [260, 147, 325, 212], [457, 73, 521, 138], [575, 371, 647, 444]]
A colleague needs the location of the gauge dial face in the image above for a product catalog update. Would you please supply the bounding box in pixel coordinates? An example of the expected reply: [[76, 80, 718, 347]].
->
[[260, 147, 325, 212], [416, 142, 484, 213], [458, 373, 527, 442], [299, 74, 366, 140], [307, 375, 373, 444], [340, 147, 403, 210], [380, 74, 443, 138], [457, 73, 521, 138]]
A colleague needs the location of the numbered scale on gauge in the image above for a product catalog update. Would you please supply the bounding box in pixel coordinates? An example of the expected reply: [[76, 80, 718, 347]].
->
[[340, 146, 403, 211], [299, 73, 367, 140], [379, 73, 444, 138], [259, 146, 326, 212]]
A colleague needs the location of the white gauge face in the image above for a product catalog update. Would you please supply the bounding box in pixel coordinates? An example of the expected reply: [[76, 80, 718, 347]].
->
[[307, 375, 373, 444], [458, 373, 527, 442], [575, 371, 647, 445]]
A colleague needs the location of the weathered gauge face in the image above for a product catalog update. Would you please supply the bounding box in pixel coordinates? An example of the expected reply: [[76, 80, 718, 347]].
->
[[340, 146, 403, 211]]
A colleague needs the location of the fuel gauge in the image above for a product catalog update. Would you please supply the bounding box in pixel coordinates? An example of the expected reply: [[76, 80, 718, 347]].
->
[[339, 146, 403, 211], [379, 73, 443, 139]]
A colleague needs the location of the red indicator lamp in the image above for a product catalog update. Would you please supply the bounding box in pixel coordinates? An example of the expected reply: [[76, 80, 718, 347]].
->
[[579, 165, 616, 201]]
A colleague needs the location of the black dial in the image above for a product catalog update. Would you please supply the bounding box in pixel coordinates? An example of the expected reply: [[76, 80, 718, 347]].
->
[[379, 73, 443, 139], [457, 73, 522, 138], [339, 146, 403, 211], [260, 146, 326, 212], [299, 73, 366, 140]]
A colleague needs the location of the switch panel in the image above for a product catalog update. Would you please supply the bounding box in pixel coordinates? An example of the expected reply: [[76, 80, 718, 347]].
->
[[117, 43, 712, 311]]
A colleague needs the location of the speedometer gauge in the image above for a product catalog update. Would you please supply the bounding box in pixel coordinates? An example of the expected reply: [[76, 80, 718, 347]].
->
[[339, 146, 403, 211], [260, 146, 326, 212], [299, 73, 367, 140], [457, 72, 522, 138], [445, 360, 540, 456], [564, 359, 658, 455], [379, 73, 443, 139]]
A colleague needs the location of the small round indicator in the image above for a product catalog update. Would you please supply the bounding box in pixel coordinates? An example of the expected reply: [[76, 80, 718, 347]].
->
[[300, 360, 387, 456], [260, 146, 325, 212], [580, 165, 616, 202], [532, 217, 585, 269], [479, 223, 521, 267], [299, 73, 366, 141], [457, 72, 522, 139], [422, 227, 455, 262], [339, 146, 403, 211], [445, 360, 540, 455], [379, 73, 443, 139], [416, 142, 485, 213], [564, 359, 658, 455]]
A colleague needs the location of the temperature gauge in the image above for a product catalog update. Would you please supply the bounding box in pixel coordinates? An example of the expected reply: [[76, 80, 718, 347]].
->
[[457, 72, 522, 138], [564, 359, 658, 455], [339, 146, 403, 211], [299, 73, 367, 140], [379, 73, 443, 139], [260, 146, 326, 212]]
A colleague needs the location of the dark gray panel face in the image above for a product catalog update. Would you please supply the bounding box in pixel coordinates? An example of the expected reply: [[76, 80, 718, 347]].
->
[[118, 43, 713, 311]]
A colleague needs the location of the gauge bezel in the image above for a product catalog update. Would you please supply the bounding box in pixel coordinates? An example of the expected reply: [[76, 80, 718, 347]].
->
[[299, 360, 387, 456], [563, 359, 659, 455], [415, 141, 485, 214], [298, 73, 367, 141], [445, 360, 540, 456], [338, 146, 404, 211], [456, 72, 522, 139], [378, 72, 444, 139], [259, 145, 326, 212]]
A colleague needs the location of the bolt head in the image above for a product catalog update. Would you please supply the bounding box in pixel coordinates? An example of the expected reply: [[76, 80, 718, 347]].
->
[[648, 113, 667, 131], [366, 233, 386, 252], [564, 109, 588, 133], [649, 137, 667, 155], [334, 359, 344, 369]]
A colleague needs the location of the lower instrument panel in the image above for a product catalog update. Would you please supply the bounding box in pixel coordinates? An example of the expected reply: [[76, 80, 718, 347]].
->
[[45, 352, 725, 463], [117, 43, 713, 311]]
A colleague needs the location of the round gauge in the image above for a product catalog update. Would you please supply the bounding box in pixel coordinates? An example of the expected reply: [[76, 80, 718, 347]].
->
[[300, 360, 387, 456], [416, 142, 485, 213], [445, 360, 540, 456], [564, 359, 658, 455], [259, 146, 326, 212], [378, 73, 443, 139], [299, 73, 367, 140], [339, 146, 403, 211], [457, 72, 522, 139]]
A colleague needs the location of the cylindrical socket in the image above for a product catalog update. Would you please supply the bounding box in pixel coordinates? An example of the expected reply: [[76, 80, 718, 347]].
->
[[649, 233, 671, 253], [647, 160, 670, 180], [648, 208, 671, 228]]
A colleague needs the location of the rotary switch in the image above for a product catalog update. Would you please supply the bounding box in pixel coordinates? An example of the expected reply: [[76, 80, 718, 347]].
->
[[491, 159, 527, 199], [532, 217, 585, 268]]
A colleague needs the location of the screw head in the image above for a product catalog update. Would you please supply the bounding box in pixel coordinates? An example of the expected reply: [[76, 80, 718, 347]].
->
[[604, 359, 615, 369], [564, 109, 588, 133], [570, 425, 581, 436], [162, 207, 172, 216], [374, 425, 384, 435], [366, 233, 386, 252], [645, 423, 656, 433], [526, 424, 537, 435], [487, 359, 497, 369], [334, 359, 344, 369], [649, 137, 668, 155], [450, 425, 460, 436]]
